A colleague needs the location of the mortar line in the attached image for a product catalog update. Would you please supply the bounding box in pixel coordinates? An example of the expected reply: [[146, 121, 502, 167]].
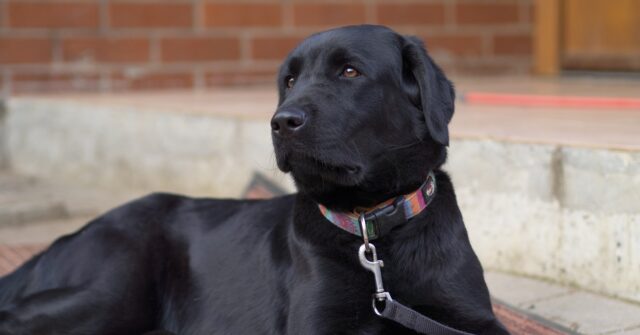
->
[[0, 0, 9, 30], [3, 69, 12, 97], [281, 0, 293, 32], [192, 0, 203, 32], [149, 32, 161, 65], [481, 31, 492, 56], [518, 0, 530, 24], [444, 0, 456, 30], [551, 146, 564, 206], [1, 71, 7, 98], [193, 66, 205, 91], [601, 322, 640, 335], [364, 0, 376, 24], [99, 68, 110, 92], [239, 31, 251, 65], [99, 0, 109, 33], [516, 289, 579, 308], [51, 31, 63, 65]]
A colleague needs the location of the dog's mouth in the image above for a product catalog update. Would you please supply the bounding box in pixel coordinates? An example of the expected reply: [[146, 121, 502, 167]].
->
[[278, 151, 363, 185], [299, 155, 361, 174]]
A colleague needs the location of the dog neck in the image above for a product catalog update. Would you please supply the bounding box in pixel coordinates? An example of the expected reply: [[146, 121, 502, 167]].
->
[[317, 171, 436, 240]]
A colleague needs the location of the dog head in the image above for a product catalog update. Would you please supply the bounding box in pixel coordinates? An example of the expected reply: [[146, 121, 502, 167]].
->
[[271, 25, 454, 211]]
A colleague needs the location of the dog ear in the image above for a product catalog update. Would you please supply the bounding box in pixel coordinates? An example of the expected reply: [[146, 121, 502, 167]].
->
[[401, 36, 455, 146]]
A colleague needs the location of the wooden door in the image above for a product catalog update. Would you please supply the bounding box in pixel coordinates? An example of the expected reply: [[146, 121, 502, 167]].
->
[[563, 0, 640, 71]]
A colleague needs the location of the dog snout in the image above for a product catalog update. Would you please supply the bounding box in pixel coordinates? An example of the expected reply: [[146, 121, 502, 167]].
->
[[271, 108, 307, 137]]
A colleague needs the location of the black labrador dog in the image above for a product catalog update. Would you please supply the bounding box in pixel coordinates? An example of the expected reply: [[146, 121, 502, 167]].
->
[[0, 25, 509, 335]]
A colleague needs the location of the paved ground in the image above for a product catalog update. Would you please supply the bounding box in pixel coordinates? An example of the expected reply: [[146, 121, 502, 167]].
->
[[1, 170, 639, 334], [487, 272, 640, 334], [0, 171, 146, 231]]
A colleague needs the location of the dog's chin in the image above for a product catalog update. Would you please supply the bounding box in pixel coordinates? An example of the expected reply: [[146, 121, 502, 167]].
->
[[277, 154, 364, 188]]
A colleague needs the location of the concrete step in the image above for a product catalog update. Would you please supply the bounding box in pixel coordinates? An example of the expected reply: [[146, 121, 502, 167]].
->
[[0, 173, 69, 226], [0, 171, 146, 228], [0, 216, 90, 246], [0, 199, 68, 227], [1, 80, 638, 306]]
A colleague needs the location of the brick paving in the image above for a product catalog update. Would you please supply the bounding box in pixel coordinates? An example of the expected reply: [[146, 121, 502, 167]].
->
[[0, 244, 45, 276], [494, 303, 570, 335]]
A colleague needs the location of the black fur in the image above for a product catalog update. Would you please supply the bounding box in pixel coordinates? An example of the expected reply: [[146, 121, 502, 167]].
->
[[0, 25, 509, 335]]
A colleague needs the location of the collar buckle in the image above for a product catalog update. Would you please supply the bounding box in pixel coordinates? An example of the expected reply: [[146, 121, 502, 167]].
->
[[364, 197, 407, 239]]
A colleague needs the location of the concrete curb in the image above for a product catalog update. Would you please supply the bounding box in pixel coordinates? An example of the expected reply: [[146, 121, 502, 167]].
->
[[447, 139, 640, 304], [4, 93, 640, 306]]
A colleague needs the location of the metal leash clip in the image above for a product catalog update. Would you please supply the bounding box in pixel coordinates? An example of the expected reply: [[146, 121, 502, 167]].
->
[[358, 243, 393, 316], [358, 213, 393, 316]]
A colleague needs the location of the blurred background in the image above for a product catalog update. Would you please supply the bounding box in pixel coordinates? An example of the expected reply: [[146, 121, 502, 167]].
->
[[0, 0, 536, 93], [0, 0, 639, 334]]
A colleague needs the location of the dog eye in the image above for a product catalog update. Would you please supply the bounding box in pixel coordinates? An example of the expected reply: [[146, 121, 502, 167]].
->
[[342, 66, 360, 78], [285, 76, 295, 88]]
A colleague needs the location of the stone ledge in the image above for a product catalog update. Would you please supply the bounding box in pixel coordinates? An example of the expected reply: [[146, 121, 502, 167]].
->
[[447, 139, 640, 303], [4, 90, 640, 304], [447, 140, 640, 215], [6, 97, 294, 197]]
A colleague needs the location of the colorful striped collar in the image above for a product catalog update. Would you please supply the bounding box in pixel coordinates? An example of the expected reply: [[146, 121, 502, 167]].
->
[[318, 171, 436, 240]]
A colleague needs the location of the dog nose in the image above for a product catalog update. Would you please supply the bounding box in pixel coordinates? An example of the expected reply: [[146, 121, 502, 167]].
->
[[271, 109, 306, 137]]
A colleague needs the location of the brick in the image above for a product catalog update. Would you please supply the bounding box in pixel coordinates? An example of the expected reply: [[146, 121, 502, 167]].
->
[[493, 34, 532, 55], [423, 34, 484, 56], [455, 3, 519, 25], [251, 36, 303, 60], [204, 4, 281, 27], [0, 3, 6, 28], [293, 4, 366, 27], [8, 2, 99, 29], [205, 68, 276, 86], [377, 3, 445, 26], [12, 72, 100, 93], [161, 37, 240, 63], [112, 72, 194, 90], [0, 37, 52, 64], [62, 37, 150, 63], [109, 3, 192, 28]]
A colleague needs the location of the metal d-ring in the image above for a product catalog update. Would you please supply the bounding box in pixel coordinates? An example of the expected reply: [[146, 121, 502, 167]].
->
[[359, 213, 371, 253], [372, 292, 392, 316]]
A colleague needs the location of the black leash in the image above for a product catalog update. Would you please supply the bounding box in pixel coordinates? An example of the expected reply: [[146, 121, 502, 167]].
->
[[358, 215, 474, 335], [377, 298, 474, 335]]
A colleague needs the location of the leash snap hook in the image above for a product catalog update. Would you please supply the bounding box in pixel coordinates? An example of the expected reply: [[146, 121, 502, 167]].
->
[[358, 243, 392, 307]]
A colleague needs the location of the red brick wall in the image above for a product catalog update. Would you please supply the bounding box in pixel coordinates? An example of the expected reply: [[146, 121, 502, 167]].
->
[[0, 0, 533, 95]]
